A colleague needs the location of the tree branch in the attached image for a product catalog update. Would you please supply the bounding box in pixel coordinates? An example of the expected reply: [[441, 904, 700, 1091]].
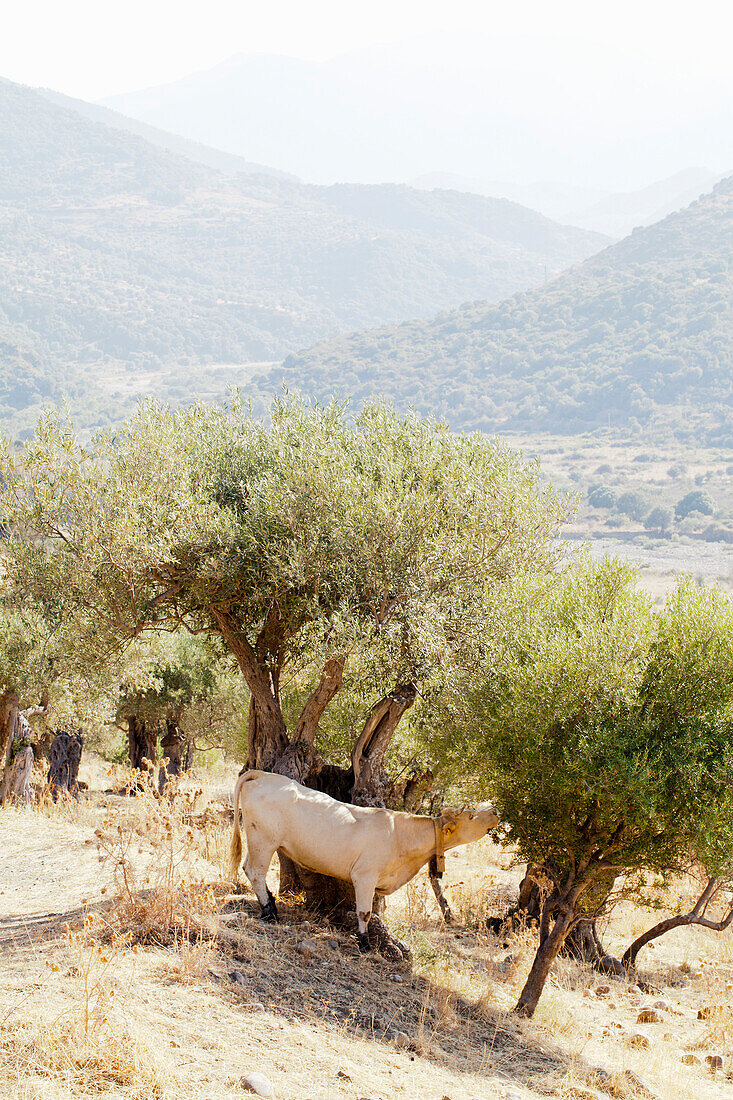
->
[[293, 657, 345, 745]]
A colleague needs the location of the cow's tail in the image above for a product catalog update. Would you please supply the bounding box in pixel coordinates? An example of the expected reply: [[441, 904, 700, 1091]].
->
[[228, 770, 260, 882]]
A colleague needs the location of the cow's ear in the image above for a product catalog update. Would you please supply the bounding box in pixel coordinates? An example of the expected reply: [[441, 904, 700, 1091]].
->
[[442, 821, 457, 837]]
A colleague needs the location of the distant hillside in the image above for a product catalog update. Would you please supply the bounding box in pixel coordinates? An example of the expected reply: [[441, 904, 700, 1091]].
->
[[410, 169, 723, 237], [37, 87, 296, 180], [266, 177, 733, 443], [0, 77, 606, 434]]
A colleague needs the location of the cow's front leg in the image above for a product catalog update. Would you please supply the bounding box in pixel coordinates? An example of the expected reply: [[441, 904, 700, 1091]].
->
[[352, 876, 377, 952], [244, 840, 278, 922]]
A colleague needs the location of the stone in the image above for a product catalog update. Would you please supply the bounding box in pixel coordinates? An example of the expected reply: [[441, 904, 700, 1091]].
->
[[652, 1000, 669, 1011], [697, 1006, 712, 1019], [627, 1031, 651, 1048], [595, 985, 611, 996], [240, 1071, 275, 1097], [296, 939, 316, 959], [246, 1002, 266, 1012], [390, 972, 403, 982], [229, 970, 246, 985], [636, 1008, 662, 1023], [705, 1054, 724, 1072], [681, 1054, 701, 1066], [589, 1067, 612, 1084], [623, 1069, 659, 1097]]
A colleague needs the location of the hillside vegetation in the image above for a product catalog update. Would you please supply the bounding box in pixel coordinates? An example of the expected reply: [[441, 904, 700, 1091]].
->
[[0, 77, 605, 435], [273, 176, 733, 444]]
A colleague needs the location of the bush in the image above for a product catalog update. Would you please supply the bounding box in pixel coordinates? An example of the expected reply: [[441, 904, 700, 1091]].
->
[[617, 490, 650, 521], [676, 489, 716, 519], [588, 485, 617, 509], [644, 505, 673, 533]]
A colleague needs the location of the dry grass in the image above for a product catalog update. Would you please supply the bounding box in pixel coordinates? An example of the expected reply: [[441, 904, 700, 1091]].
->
[[2, 758, 733, 1099]]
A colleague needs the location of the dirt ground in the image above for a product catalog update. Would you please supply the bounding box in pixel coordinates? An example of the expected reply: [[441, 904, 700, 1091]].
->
[[1, 758, 732, 1100]]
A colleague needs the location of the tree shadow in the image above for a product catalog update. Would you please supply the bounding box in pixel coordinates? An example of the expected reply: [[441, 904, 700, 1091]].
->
[[210, 895, 602, 1095]]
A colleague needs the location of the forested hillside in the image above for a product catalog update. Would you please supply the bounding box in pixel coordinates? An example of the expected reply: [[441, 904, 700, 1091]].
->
[[272, 176, 733, 443], [0, 77, 605, 434]]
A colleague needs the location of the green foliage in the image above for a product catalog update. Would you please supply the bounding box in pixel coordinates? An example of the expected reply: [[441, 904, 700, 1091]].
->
[[447, 564, 733, 891], [616, 490, 650, 521], [0, 395, 565, 756], [675, 488, 716, 518], [588, 485, 617, 509], [643, 505, 673, 533], [275, 176, 733, 442]]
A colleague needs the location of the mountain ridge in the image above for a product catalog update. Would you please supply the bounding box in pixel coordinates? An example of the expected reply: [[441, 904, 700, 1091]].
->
[[261, 175, 733, 443]]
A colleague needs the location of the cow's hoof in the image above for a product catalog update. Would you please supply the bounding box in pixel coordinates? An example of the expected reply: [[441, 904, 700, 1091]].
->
[[357, 932, 371, 953], [260, 901, 278, 923]]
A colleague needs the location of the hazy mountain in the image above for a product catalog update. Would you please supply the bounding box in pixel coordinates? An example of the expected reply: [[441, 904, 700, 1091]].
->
[[0, 77, 605, 434], [103, 35, 733, 190], [410, 169, 724, 237], [38, 87, 296, 180], [410, 175, 610, 226], [265, 177, 733, 443]]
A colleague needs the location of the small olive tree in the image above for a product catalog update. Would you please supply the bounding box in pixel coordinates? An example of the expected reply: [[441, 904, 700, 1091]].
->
[[444, 564, 733, 1016]]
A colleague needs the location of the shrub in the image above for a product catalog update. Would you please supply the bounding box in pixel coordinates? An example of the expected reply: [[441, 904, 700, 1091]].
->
[[676, 489, 716, 519], [588, 485, 617, 509]]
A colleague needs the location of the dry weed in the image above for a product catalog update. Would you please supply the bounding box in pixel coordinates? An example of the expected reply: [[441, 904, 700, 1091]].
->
[[0, 919, 178, 1099], [92, 777, 224, 946]]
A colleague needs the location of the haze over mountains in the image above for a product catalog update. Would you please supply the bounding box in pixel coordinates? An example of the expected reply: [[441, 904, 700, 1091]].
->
[[103, 35, 733, 194], [268, 175, 733, 444], [0, 76, 606, 434], [410, 168, 723, 238]]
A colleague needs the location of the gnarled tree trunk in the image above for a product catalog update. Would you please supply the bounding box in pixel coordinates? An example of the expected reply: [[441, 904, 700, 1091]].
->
[[127, 715, 158, 773], [158, 719, 188, 794], [0, 745, 34, 804], [48, 729, 83, 800]]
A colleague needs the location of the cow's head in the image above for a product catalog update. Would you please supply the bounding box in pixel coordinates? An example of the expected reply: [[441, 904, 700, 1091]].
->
[[440, 802, 499, 847]]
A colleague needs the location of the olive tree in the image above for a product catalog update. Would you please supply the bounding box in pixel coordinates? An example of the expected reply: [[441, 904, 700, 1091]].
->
[[118, 633, 244, 787], [0, 396, 564, 923], [443, 564, 733, 1016]]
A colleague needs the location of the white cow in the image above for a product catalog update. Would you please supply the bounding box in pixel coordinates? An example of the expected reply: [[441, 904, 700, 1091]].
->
[[229, 770, 499, 949]]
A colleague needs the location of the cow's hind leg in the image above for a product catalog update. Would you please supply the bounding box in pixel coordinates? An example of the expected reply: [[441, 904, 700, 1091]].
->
[[352, 875, 378, 953], [244, 837, 279, 923]]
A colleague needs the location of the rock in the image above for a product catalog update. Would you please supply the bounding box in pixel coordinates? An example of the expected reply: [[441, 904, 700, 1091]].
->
[[697, 1006, 713, 1019], [595, 985, 611, 996], [240, 1071, 275, 1097], [296, 939, 316, 959], [636, 1008, 663, 1023], [229, 970, 246, 985], [627, 1031, 651, 1048], [246, 1002, 266, 1012], [390, 972, 403, 982], [681, 1054, 701, 1065], [589, 1067, 612, 1084], [652, 1000, 669, 1011], [628, 984, 642, 995], [705, 1054, 724, 1072], [623, 1069, 659, 1097]]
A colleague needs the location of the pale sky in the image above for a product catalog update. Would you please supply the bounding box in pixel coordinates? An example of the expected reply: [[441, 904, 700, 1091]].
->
[[4, 0, 733, 102]]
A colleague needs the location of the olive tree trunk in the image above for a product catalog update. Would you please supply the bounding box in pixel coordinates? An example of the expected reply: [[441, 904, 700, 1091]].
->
[[127, 715, 158, 773], [47, 729, 83, 800], [158, 719, 188, 794]]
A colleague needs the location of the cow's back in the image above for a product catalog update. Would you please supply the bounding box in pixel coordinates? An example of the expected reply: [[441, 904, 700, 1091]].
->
[[238, 771, 392, 882]]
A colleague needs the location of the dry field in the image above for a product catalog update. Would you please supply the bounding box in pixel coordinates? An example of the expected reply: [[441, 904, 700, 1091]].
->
[[1, 756, 732, 1100]]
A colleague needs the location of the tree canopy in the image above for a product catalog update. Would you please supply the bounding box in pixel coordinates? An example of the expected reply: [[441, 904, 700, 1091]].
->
[[0, 395, 565, 794]]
